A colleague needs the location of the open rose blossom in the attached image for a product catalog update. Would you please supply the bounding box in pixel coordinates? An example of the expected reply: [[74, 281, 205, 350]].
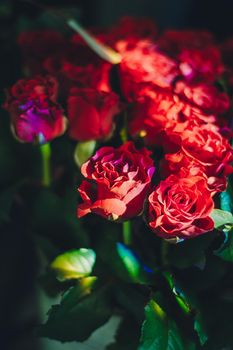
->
[[4, 76, 66, 143], [128, 85, 217, 147], [179, 125, 233, 179], [147, 172, 214, 239], [77, 141, 155, 220], [161, 124, 233, 194], [118, 40, 179, 101], [68, 88, 120, 141]]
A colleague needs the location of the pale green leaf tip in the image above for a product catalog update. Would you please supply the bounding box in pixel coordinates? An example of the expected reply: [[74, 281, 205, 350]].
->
[[74, 140, 96, 167], [51, 248, 96, 281]]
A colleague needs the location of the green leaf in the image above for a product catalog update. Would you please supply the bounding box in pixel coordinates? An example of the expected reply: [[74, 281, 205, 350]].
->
[[115, 284, 148, 324], [138, 299, 188, 350], [168, 234, 213, 269], [194, 312, 208, 346], [214, 230, 233, 262], [164, 273, 208, 346], [39, 277, 112, 342], [116, 243, 152, 284], [220, 190, 233, 213], [220, 178, 233, 212], [107, 317, 141, 350], [210, 209, 233, 229], [51, 248, 96, 282], [74, 140, 96, 167]]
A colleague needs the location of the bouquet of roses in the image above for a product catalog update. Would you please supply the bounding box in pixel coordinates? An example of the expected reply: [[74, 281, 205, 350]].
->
[[3, 13, 233, 349]]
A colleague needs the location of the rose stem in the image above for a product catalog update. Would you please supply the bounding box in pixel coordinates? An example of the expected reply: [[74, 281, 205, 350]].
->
[[161, 240, 169, 268], [40, 143, 51, 187], [123, 221, 132, 245]]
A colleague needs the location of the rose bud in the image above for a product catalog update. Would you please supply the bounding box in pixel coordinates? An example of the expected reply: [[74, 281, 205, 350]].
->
[[67, 88, 120, 141], [77, 141, 155, 221], [147, 172, 214, 239], [4, 76, 67, 143]]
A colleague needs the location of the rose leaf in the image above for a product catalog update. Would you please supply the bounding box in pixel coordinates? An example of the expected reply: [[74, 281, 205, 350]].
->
[[138, 299, 195, 350], [51, 248, 96, 282], [210, 209, 233, 230], [214, 230, 233, 262], [116, 243, 154, 284], [74, 140, 96, 167], [39, 276, 112, 342]]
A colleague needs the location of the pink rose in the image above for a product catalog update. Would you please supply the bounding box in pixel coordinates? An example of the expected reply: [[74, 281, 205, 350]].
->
[[77, 142, 155, 220], [4, 76, 66, 143]]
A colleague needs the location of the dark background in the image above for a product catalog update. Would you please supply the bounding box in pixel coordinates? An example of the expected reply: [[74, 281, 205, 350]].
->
[[0, 1, 233, 349]]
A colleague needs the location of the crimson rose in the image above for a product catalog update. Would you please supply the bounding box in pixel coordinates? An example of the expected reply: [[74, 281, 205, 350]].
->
[[128, 85, 216, 148], [4, 76, 66, 143], [118, 40, 179, 101], [77, 142, 155, 220], [147, 172, 214, 239], [161, 124, 233, 193], [68, 88, 120, 141]]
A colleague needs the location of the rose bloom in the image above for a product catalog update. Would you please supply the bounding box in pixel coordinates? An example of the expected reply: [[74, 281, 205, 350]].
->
[[178, 47, 224, 83], [43, 39, 111, 92], [4, 76, 66, 143], [128, 85, 216, 147], [181, 125, 233, 176], [77, 141, 155, 221], [174, 81, 230, 115], [67, 88, 120, 141], [118, 40, 179, 101], [161, 124, 233, 194], [147, 172, 214, 239]]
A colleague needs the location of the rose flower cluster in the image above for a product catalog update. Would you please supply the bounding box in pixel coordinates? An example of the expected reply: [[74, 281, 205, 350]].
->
[[4, 17, 233, 240]]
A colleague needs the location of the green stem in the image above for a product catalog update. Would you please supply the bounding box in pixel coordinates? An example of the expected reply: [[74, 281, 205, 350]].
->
[[123, 221, 132, 245], [40, 143, 51, 187], [161, 240, 169, 268]]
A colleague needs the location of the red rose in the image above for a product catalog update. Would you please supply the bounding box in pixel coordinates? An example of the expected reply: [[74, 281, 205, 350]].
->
[[77, 141, 155, 220], [43, 40, 111, 92], [7, 75, 58, 103], [181, 125, 233, 176], [147, 172, 214, 239], [4, 76, 66, 143], [128, 85, 216, 147], [118, 40, 179, 101], [178, 47, 223, 83], [161, 124, 233, 193], [67, 88, 120, 141], [174, 81, 230, 115]]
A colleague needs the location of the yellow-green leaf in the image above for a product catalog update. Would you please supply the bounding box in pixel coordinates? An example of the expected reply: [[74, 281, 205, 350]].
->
[[51, 248, 96, 282], [74, 140, 96, 167]]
